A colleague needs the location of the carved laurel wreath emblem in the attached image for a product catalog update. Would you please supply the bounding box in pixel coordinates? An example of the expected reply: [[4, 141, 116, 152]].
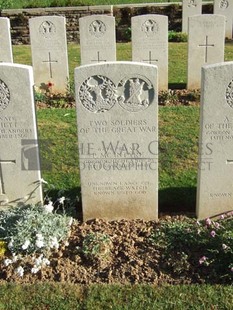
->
[[141, 19, 159, 37], [0, 79, 10, 112], [39, 21, 56, 38], [226, 79, 233, 108], [89, 20, 106, 37], [219, 0, 229, 9], [78, 75, 155, 113]]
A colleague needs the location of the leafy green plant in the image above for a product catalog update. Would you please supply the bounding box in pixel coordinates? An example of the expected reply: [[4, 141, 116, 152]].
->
[[159, 89, 179, 106], [82, 232, 113, 262], [186, 90, 200, 101], [34, 87, 47, 103], [150, 214, 233, 282], [168, 31, 188, 42], [0, 240, 7, 256], [124, 27, 131, 41]]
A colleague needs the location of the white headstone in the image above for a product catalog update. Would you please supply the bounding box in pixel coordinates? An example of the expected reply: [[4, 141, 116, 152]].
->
[[75, 62, 158, 221], [132, 14, 168, 91], [0, 64, 43, 207], [182, 0, 202, 33], [214, 0, 233, 39], [0, 17, 13, 63], [187, 14, 225, 90], [197, 61, 233, 219], [79, 15, 116, 65], [29, 16, 69, 93]]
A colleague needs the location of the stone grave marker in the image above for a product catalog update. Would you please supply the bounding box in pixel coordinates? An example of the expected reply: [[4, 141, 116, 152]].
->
[[182, 0, 202, 33], [214, 0, 233, 39], [29, 16, 69, 93], [0, 64, 43, 207], [131, 14, 168, 91], [79, 15, 116, 65], [187, 14, 225, 89], [0, 17, 13, 63], [75, 62, 158, 221], [197, 61, 233, 219]]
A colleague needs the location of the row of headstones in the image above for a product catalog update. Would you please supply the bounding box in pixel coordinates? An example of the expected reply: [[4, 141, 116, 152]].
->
[[0, 13, 227, 92], [183, 0, 233, 39], [0, 60, 233, 221]]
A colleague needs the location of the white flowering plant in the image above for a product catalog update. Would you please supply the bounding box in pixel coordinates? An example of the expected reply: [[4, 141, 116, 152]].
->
[[0, 203, 72, 256]]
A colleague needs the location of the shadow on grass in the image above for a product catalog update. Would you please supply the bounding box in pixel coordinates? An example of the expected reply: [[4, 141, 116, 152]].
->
[[159, 186, 196, 216], [168, 83, 186, 89], [45, 186, 196, 221], [45, 186, 83, 221]]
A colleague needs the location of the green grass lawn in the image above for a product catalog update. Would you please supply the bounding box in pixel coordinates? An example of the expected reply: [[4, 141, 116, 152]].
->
[[0, 283, 232, 309], [13, 42, 233, 87], [37, 106, 199, 214], [3, 0, 196, 10]]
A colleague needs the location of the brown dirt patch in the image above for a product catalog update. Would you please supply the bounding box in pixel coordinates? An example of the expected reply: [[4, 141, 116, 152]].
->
[[0, 217, 206, 285]]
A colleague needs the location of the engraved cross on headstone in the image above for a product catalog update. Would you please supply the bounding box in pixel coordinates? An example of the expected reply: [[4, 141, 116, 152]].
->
[[42, 52, 58, 78], [91, 51, 106, 63], [226, 160, 233, 164], [143, 51, 158, 64], [0, 159, 16, 195], [198, 36, 215, 63]]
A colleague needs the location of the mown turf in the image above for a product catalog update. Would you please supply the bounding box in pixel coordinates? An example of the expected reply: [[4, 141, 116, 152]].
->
[[0, 283, 232, 309]]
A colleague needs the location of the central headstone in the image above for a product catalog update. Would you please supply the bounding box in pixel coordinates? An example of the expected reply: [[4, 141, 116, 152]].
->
[[79, 15, 116, 65], [131, 14, 168, 91], [0, 64, 43, 207], [75, 62, 158, 221], [197, 61, 233, 219], [0, 17, 13, 63], [187, 14, 225, 89], [29, 16, 69, 93]]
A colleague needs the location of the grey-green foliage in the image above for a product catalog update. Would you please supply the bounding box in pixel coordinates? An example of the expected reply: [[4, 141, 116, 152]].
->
[[82, 232, 113, 260], [168, 31, 188, 42], [0, 204, 72, 255]]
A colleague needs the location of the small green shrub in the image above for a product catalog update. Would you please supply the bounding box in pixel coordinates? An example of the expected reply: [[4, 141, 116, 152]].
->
[[168, 31, 188, 42], [159, 89, 179, 106], [124, 27, 131, 42], [0, 240, 7, 256], [186, 90, 200, 101], [82, 232, 113, 261], [150, 214, 233, 282]]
